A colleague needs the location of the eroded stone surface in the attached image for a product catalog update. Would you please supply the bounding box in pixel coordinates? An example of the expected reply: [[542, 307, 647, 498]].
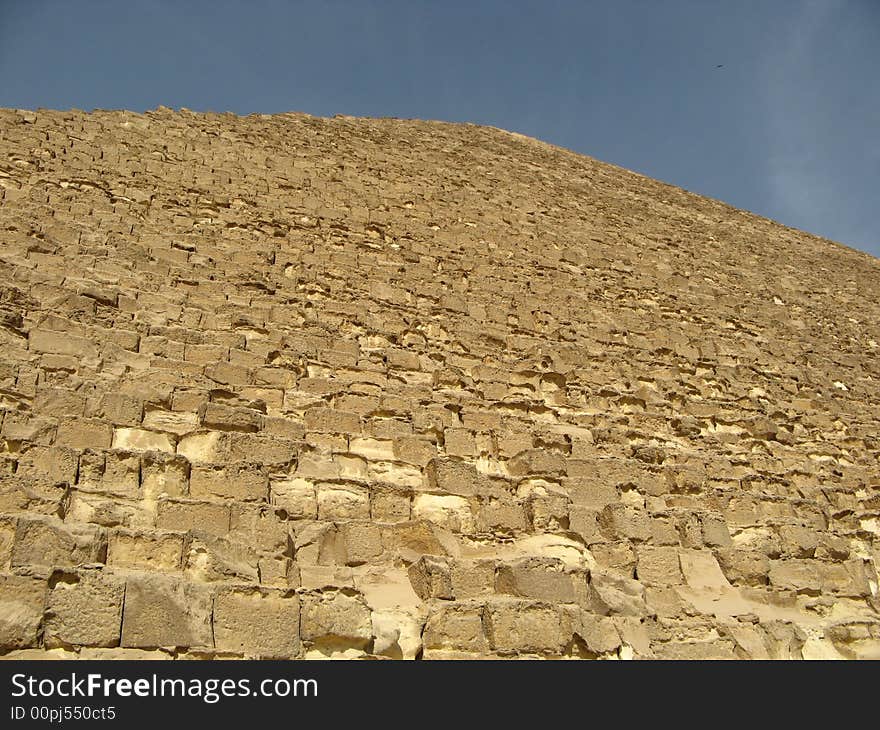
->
[[0, 106, 878, 659]]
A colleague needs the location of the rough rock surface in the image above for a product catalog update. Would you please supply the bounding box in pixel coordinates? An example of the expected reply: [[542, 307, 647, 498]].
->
[[0, 106, 878, 660]]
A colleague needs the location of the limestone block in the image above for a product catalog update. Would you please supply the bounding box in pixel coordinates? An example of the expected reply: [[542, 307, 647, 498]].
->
[[121, 574, 213, 649], [0, 575, 46, 649], [176, 431, 222, 463], [423, 602, 489, 653], [715, 548, 770, 586], [0, 473, 67, 515], [408, 555, 454, 600], [65, 491, 146, 528], [569, 506, 602, 542], [507, 448, 567, 477], [349, 436, 395, 461], [228, 504, 290, 554], [572, 613, 622, 655], [201, 402, 262, 432], [300, 590, 372, 650], [381, 520, 460, 559], [184, 532, 259, 583], [495, 558, 576, 602], [213, 589, 300, 658], [371, 610, 424, 660], [316, 484, 370, 520], [369, 487, 412, 523], [412, 493, 475, 534], [44, 569, 124, 647], [303, 407, 361, 434], [270, 477, 318, 519], [565, 478, 619, 510], [337, 522, 383, 565], [526, 490, 570, 532], [0, 516, 15, 569], [155, 499, 230, 535], [484, 599, 571, 654], [107, 529, 185, 571], [635, 545, 684, 586], [589, 568, 649, 617], [392, 436, 436, 467], [112, 427, 174, 453], [769, 559, 822, 592], [14, 446, 78, 484], [443, 428, 477, 458], [12, 516, 106, 568], [425, 458, 499, 497], [599, 504, 653, 542], [142, 409, 200, 436], [29, 329, 98, 360], [141, 452, 190, 498], [451, 559, 497, 598], [55, 418, 113, 449], [367, 460, 423, 488], [189, 464, 267, 501], [777, 524, 820, 558]]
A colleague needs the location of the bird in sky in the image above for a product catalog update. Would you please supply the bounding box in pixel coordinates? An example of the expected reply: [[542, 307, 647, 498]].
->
[[716, 64, 724, 68]]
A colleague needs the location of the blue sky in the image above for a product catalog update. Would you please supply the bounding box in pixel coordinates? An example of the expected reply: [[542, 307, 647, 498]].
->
[[1, 0, 877, 258]]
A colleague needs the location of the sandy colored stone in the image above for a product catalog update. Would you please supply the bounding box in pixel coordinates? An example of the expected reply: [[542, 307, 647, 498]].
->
[[0, 575, 46, 649], [121, 574, 213, 648], [213, 588, 300, 658], [44, 569, 124, 648], [0, 107, 878, 659]]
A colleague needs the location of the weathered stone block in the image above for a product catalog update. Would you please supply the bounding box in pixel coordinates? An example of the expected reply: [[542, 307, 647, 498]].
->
[[55, 418, 113, 449], [0, 575, 46, 649], [156, 499, 230, 535], [425, 458, 498, 497], [300, 590, 372, 650], [495, 558, 576, 602], [213, 589, 300, 658], [107, 529, 185, 571], [423, 602, 489, 653], [189, 464, 267, 501], [44, 569, 124, 648], [316, 484, 370, 520], [635, 545, 683, 586], [121, 574, 213, 648], [484, 599, 570, 654], [408, 555, 454, 600], [112, 427, 174, 453], [337, 522, 383, 566], [412, 493, 475, 534], [12, 516, 106, 568], [270, 477, 318, 519], [201, 402, 262, 432]]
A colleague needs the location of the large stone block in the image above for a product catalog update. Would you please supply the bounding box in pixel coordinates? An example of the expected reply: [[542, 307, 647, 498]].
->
[[425, 458, 499, 497], [412, 493, 475, 534], [300, 590, 372, 651], [213, 588, 300, 658], [189, 464, 267, 501], [107, 529, 185, 571], [423, 602, 489, 653], [0, 575, 46, 649], [635, 545, 683, 586], [484, 599, 571, 654], [12, 516, 106, 568], [121, 574, 213, 649], [44, 569, 124, 648], [495, 558, 577, 603], [112, 427, 175, 453]]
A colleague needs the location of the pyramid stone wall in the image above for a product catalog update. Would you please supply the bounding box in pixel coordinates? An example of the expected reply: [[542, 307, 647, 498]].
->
[[0, 107, 878, 659]]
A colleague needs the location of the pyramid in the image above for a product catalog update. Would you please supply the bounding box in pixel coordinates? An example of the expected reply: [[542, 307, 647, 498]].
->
[[0, 107, 878, 659]]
